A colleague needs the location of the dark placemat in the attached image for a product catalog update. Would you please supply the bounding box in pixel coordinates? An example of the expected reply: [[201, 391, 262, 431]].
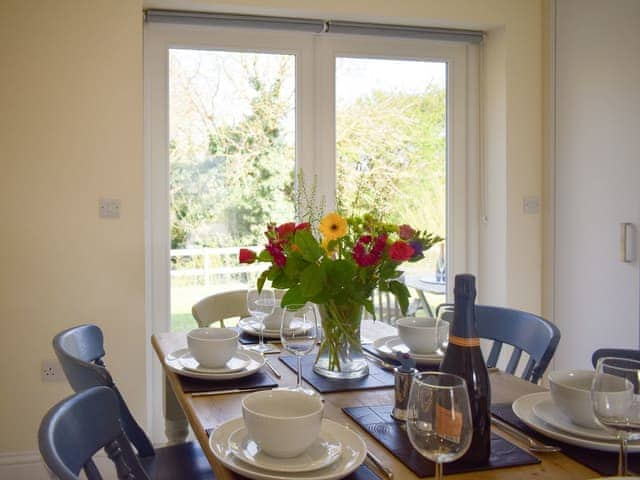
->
[[279, 355, 395, 393], [492, 403, 640, 476], [344, 404, 539, 478], [233, 325, 275, 345], [362, 344, 400, 366], [179, 370, 278, 393]]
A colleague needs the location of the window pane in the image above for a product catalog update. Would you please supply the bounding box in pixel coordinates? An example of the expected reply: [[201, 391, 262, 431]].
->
[[335, 57, 446, 287], [169, 49, 296, 331]]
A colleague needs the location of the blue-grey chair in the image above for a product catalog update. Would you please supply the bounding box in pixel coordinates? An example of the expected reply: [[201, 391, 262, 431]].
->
[[52, 324, 215, 480], [53, 324, 155, 457], [592, 348, 640, 368], [38, 386, 215, 480], [436, 304, 561, 383]]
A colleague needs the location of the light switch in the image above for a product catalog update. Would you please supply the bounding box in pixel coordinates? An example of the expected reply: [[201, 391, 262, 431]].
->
[[523, 196, 540, 215], [99, 198, 121, 218]]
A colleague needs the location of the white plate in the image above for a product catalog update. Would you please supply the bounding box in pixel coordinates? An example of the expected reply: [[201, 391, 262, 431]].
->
[[531, 395, 615, 441], [372, 335, 444, 365], [228, 424, 342, 473], [210, 418, 366, 480], [239, 317, 306, 339], [513, 392, 640, 452], [178, 350, 251, 374], [165, 348, 265, 380]]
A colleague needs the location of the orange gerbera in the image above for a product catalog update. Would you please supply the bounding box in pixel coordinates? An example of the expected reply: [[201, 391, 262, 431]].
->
[[319, 212, 348, 241]]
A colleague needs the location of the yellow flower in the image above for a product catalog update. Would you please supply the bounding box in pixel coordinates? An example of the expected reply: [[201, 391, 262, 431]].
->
[[319, 212, 348, 241]]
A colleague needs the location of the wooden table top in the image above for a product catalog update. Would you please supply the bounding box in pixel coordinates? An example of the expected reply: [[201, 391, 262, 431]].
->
[[151, 322, 599, 480]]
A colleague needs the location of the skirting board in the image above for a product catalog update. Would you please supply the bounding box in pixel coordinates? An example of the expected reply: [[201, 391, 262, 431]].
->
[[0, 451, 117, 480]]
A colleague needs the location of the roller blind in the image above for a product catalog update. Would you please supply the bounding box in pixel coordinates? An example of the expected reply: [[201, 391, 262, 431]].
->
[[144, 10, 483, 44]]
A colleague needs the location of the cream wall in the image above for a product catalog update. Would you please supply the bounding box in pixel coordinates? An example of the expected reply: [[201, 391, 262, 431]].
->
[[0, 0, 545, 458], [0, 0, 144, 453]]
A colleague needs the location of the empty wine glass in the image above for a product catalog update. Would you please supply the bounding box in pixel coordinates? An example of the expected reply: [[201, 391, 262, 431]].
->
[[406, 372, 472, 480], [246, 288, 275, 353], [280, 303, 318, 393], [591, 357, 640, 476]]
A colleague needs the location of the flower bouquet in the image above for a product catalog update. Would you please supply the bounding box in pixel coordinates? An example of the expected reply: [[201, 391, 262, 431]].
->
[[240, 212, 442, 379]]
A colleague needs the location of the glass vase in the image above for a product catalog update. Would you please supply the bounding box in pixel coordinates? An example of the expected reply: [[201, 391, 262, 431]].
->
[[313, 300, 369, 379]]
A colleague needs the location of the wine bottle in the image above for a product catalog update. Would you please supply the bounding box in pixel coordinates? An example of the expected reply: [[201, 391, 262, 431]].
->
[[439, 274, 491, 465]]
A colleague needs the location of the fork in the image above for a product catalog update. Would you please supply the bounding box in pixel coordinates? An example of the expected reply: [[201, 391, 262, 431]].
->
[[491, 416, 561, 453]]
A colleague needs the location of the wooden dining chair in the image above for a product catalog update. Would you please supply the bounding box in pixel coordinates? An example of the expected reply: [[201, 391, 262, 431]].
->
[[191, 289, 249, 327], [591, 348, 640, 368], [436, 304, 561, 383], [52, 324, 214, 478], [38, 386, 215, 480]]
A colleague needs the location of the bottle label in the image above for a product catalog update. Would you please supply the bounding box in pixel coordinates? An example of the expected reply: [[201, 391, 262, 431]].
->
[[448, 335, 480, 347], [436, 403, 462, 442]]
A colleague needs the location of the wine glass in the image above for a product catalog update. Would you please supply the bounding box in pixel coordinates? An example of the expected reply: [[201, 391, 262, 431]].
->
[[591, 357, 640, 476], [280, 303, 318, 392], [246, 289, 275, 353], [406, 372, 472, 480]]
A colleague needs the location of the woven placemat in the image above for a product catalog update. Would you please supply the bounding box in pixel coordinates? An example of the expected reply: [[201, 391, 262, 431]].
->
[[344, 404, 539, 478], [278, 355, 394, 393], [492, 403, 640, 476]]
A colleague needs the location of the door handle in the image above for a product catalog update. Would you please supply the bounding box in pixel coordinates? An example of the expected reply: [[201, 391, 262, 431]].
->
[[620, 222, 635, 263]]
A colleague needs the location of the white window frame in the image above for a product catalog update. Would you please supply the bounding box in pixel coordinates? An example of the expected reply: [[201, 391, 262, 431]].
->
[[144, 22, 479, 442]]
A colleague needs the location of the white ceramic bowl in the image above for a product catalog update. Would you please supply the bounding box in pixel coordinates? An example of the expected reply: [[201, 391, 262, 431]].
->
[[187, 328, 238, 368], [241, 389, 324, 458], [262, 289, 286, 330], [396, 317, 449, 355], [548, 369, 600, 429]]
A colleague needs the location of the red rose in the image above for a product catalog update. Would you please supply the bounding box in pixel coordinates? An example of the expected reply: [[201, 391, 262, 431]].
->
[[398, 224, 416, 241], [389, 241, 414, 262], [295, 222, 311, 231], [276, 222, 296, 240], [239, 248, 257, 264]]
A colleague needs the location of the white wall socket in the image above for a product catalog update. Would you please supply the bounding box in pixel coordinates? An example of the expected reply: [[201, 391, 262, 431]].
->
[[41, 359, 64, 382], [99, 198, 121, 218]]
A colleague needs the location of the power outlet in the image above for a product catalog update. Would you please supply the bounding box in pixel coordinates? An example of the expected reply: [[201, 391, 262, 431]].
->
[[41, 360, 64, 382]]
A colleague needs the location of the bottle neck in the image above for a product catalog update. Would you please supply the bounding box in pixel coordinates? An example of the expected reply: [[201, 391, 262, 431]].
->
[[449, 296, 479, 345]]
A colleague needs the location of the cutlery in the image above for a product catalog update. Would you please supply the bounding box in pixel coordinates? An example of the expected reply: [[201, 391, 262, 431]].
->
[[264, 358, 282, 379], [491, 416, 561, 453], [363, 352, 397, 371], [191, 386, 273, 397], [366, 449, 394, 480]]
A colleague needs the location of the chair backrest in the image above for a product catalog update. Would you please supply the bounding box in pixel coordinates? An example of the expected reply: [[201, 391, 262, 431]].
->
[[39, 386, 150, 480], [592, 348, 640, 368], [191, 289, 249, 328], [436, 303, 561, 383], [53, 325, 155, 457]]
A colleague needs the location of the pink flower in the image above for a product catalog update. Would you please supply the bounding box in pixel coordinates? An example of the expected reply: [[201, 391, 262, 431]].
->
[[266, 243, 286, 267], [389, 241, 414, 262], [352, 234, 388, 267], [239, 248, 256, 264], [398, 224, 416, 241]]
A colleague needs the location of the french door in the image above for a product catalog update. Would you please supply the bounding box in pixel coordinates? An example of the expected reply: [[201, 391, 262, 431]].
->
[[145, 22, 477, 441]]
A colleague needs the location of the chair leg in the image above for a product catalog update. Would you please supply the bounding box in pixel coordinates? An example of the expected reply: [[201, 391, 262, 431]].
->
[[163, 377, 189, 445]]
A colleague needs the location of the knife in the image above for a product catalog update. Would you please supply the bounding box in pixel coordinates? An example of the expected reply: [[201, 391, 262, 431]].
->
[[191, 386, 273, 397]]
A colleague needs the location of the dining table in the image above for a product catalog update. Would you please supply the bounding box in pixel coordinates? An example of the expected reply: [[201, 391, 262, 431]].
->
[[151, 320, 602, 480]]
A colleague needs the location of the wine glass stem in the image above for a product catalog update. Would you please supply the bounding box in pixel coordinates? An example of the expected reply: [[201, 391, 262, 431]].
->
[[435, 461, 443, 480], [618, 436, 629, 476], [258, 316, 265, 346], [296, 355, 303, 389]]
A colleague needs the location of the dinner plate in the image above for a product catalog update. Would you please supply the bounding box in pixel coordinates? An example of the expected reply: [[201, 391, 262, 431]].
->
[[228, 425, 342, 473], [512, 392, 640, 452], [178, 350, 250, 374], [239, 317, 306, 339], [531, 395, 614, 441], [372, 335, 444, 365], [165, 348, 265, 380], [210, 417, 366, 480]]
